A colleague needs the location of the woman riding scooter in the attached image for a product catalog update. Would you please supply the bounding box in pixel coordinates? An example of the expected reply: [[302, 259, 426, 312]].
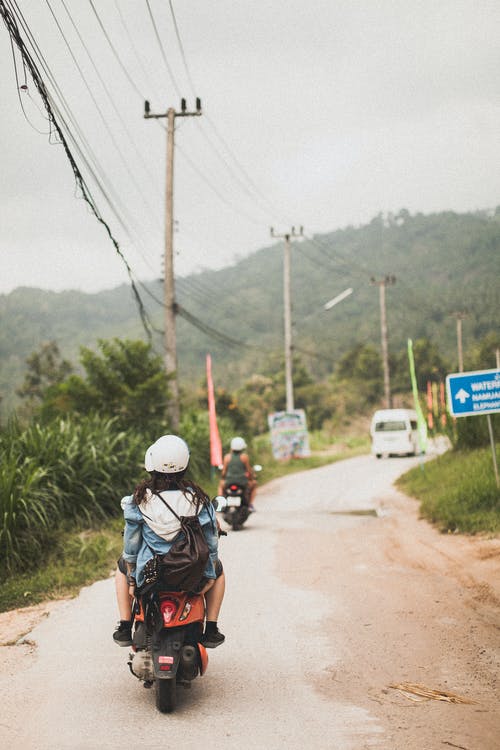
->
[[112, 434, 225, 649], [218, 436, 257, 511]]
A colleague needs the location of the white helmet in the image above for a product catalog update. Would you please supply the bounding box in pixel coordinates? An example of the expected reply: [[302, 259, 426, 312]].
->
[[230, 436, 247, 451], [144, 435, 190, 473]]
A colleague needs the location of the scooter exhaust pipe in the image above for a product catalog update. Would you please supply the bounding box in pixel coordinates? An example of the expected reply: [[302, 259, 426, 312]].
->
[[178, 644, 198, 681]]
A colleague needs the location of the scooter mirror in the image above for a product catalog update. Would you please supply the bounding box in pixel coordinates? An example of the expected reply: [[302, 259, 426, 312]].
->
[[214, 495, 228, 511], [253, 464, 262, 472]]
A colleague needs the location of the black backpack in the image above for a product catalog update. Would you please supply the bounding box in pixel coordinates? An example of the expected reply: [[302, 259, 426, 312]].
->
[[141, 492, 210, 593]]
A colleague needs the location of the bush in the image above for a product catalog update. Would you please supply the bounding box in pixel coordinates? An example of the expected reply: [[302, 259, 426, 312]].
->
[[452, 414, 500, 450], [397, 446, 500, 533], [0, 416, 144, 574]]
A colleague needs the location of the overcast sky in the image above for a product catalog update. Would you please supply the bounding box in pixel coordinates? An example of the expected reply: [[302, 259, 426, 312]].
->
[[0, 0, 499, 295]]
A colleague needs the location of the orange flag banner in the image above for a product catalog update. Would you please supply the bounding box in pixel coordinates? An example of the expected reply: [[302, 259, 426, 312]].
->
[[206, 354, 222, 467]]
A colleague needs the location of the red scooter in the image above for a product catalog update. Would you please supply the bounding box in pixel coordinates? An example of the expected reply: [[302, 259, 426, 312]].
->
[[128, 588, 209, 713]]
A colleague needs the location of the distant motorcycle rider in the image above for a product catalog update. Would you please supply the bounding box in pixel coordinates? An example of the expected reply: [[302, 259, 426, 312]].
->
[[218, 437, 257, 511]]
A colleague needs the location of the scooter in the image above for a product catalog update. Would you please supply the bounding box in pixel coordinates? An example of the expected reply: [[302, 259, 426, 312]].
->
[[221, 482, 251, 530], [126, 496, 227, 713], [127, 588, 208, 713], [221, 464, 262, 531]]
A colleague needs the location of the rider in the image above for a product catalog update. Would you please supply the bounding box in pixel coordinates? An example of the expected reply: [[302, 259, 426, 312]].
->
[[113, 434, 225, 649], [218, 436, 257, 511]]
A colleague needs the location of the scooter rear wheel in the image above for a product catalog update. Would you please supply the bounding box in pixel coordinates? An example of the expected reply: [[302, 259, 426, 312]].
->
[[156, 678, 176, 713]]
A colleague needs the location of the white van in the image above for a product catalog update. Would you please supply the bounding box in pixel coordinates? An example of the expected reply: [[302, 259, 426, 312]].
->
[[370, 409, 420, 458]]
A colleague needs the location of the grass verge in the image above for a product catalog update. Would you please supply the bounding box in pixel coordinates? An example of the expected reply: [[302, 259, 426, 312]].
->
[[0, 518, 123, 613], [396, 446, 500, 534], [0, 433, 369, 613]]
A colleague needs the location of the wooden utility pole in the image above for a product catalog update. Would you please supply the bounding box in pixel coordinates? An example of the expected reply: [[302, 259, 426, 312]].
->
[[451, 311, 468, 372], [144, 98, 202, 430], [270, 226, 304, 412], [370, 275, 396, 408]]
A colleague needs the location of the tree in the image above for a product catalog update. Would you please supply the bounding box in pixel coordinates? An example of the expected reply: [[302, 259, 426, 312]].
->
[[392, 338, 449, 392], [335, 344, 383, 406], [17, 341, 72, 417], [41, 338, 171, 434]]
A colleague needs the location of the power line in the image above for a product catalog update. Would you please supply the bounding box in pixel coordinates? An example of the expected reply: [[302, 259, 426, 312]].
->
[[0, 0, 154, 339], [176, 140, 263, 227], [167, 0, 195, 94], [113, 0, 158, 95], [177, 304, 262, 351], [145, 0, 181, 98], [44, 0, 160, 225], [59, 0, 161, 191], [87, 0, 144, 100]]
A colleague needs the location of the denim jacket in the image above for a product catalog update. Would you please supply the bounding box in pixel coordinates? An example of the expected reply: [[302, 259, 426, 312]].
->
[[121, 491, 218, 588]]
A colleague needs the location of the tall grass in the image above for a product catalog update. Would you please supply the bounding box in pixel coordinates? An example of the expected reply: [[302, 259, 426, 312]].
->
[[397, 446, 500, 533], [0, 416, 144, 573]]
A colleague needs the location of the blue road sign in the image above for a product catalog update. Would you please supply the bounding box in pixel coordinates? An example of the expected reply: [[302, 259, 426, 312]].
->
[[446, 368, 500, 417]]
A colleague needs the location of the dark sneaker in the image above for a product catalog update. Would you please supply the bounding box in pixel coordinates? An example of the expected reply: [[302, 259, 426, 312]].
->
[[201, 628, 225, 648], [113, 621, 132, 647]]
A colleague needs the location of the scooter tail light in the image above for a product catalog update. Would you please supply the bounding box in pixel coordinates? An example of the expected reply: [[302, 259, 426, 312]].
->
[[160, 599, 178, 624], [179, 601, 192, 622]]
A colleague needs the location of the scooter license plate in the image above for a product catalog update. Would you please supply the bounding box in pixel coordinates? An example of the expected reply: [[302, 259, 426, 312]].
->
[[226, 496, 242, 507]]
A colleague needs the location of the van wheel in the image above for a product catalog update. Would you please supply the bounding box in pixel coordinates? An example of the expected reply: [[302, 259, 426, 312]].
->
[[375, 454, 382, 459]]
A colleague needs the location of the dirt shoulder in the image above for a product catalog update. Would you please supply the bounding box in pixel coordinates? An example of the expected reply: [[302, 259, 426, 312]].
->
[[277, 483, 500, 750]]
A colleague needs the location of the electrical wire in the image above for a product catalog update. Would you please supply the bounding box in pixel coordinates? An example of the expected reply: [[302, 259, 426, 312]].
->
[[165, 0, 293, 224], [167, 0, 196, 95], [59, 0, 161, 191], [87, 0, 144, 101], [145, 0, 181, 98], [0, 0, 154, 339], [8, 33, 49, 134], [113, 0, 158, 95], [176, 140, 263, 227], [44, 0, 161, 225]]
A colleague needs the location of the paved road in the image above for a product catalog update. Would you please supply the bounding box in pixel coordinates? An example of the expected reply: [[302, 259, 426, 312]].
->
[[1, 453, 498, 749]]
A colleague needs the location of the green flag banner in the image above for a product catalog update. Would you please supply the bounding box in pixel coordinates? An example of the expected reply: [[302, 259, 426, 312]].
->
[[408, 338, 428, 453]]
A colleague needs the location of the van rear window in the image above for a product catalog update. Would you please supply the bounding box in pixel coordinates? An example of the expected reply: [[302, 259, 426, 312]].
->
[[375, 421, 406, 432]]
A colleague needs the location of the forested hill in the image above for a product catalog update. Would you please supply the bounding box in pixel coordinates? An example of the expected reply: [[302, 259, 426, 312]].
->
[[1, 208, 499, 416]]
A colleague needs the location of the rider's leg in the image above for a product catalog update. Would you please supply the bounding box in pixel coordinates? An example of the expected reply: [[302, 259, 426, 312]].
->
[[247, 480, 257, 507], [115, 567, 133, 621], [202, 563, 225, 648], [113, 563, 133, 646], [205, 570, 225, 621]]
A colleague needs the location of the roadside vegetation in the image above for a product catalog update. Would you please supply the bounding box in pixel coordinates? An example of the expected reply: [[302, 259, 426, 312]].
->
[[397, 445, 500, 534], [1, 331, 498, 612], [0, 421, 368, 612]]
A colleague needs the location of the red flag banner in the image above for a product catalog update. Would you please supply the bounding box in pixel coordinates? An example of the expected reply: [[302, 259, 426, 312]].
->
[[206, 354, 222, 467]]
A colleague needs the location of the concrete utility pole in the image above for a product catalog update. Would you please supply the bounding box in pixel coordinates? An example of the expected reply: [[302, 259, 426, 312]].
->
[[451, 311, 468, 372], [270, 226, 304, 412], [370, 275, 396, 409], [144, 98, 202, 430]]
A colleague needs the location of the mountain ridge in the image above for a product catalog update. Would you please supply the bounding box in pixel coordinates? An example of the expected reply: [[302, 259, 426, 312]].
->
[[1, 208, 498, 417]]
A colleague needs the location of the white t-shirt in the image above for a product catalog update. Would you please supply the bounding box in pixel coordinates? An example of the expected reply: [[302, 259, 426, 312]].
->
[[137, 489, 198, 541]]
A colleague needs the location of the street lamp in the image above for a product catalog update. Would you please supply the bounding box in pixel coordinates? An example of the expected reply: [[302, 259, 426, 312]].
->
[[324, 288, 353, 311]]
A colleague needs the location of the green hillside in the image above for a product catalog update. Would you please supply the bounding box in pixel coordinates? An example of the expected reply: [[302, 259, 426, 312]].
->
[[1, 208, 499, 417]]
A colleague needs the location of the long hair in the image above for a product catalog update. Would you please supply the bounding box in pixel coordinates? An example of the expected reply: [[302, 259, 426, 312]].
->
[[133, 470, 209, 509]]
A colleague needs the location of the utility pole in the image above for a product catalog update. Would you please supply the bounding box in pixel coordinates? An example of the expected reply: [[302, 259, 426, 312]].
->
[[144, 98, 202, 430], [370, 275, 396, 408], [270, 226, 304, 412], [451, 311, 468, 372]]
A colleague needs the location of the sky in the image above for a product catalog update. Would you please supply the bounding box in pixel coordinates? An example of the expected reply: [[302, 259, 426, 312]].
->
[[0, 0, 499, 295]]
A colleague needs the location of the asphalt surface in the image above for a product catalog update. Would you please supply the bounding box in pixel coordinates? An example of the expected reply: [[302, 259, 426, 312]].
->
[[0, 453, 498, 749]]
